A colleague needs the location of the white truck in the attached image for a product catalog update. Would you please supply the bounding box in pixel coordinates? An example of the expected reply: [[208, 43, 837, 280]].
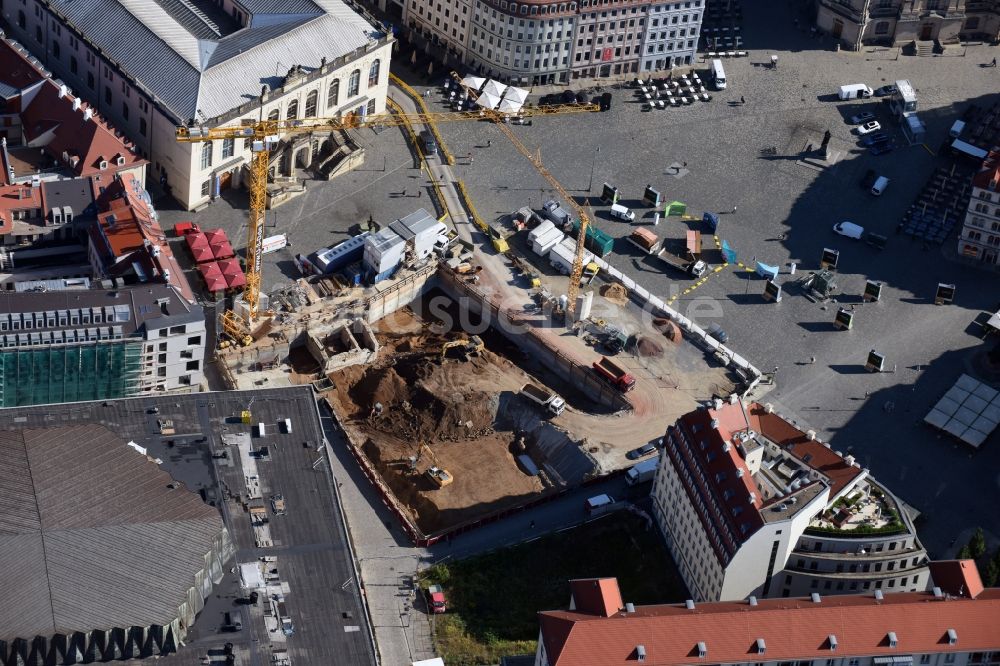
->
[[625, 455, 660, 486], [520, 383, 566, 416]]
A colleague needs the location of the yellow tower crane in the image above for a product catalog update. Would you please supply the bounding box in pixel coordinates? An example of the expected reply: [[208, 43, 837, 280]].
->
[[448, 72, 593, 320], [176, 94, 599, 340]]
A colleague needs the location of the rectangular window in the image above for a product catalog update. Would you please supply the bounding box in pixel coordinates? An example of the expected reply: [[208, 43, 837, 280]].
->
[[222, 138, 234, 159]]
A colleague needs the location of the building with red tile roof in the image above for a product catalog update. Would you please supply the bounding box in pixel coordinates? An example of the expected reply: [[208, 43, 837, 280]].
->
[[927, 561, 985, 601], [0, 36, 146, 243], [535, 575, 1000, 666], [652, 398, 930, 602], [86, 173, 194, 303]]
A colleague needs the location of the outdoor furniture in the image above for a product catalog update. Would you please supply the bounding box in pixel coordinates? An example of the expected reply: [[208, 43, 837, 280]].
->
[[657, 100, 666, 110]]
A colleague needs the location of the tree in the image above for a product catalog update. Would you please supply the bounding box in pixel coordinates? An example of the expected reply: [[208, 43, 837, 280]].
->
[[957, 544, 973, 560], [969, 527, 987, 559], [984, 558, 1000, 588]]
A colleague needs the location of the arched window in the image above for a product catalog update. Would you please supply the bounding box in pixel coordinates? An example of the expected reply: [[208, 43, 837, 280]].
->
[[348, 69, 361, 96], [368, 59, 381, 88], [268, 109, 280, 121], [305, 90, 318, 117], [327, 79, 340, 108], [287, 99, 298, 120], [510, 2, 517, 12], [200, 142, 213, 170]]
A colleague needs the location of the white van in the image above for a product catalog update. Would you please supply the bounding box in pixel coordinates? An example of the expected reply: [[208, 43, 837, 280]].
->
[[870, 176, 890, 196], [610, 203, 635, 222], [585, 494, 615, 514], [838, 83, 873, 100], [711, 59, 727, 91]]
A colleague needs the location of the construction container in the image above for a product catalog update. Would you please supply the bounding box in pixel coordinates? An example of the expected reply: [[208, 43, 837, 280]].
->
[[363, 227, 405, 275], [570, 220, 614, 257], [528, 220, 556, 243], [389, 208, 446, 261], [313, 232, 369, 274], [531, 226, 565, 256], [341, 262, 363, 286], [549, 237, 594, 275]]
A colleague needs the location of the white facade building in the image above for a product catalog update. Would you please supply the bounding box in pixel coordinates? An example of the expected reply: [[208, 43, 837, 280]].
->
[[958, 151, 1000, 265], [652, 398, 929, 602], [0, 0, 393, 210]]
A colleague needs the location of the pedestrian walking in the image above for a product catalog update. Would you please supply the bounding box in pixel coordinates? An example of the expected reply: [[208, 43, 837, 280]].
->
[[809, 356, 816, 364], [992, 57, 997, 67], [732, 205, 738, 214], [740, 95, 746, 105], [418, 190, 423, 198], [487, 139, 492, 147]]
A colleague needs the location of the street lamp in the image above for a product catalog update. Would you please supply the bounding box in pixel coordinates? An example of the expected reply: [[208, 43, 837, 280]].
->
[[587, 146, 601, 192]]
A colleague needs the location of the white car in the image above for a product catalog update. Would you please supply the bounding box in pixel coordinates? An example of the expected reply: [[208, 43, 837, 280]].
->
[[856, 121, 882, 135], [833, 221, 865, 239], [850, 112, 876, 125]]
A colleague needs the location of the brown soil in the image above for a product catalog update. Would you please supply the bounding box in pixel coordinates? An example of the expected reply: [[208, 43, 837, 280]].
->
[[653, 317, 682, 343], [326, 307, 549, 534], [599, 283, 629, 305], [636, 336, 664, 358]]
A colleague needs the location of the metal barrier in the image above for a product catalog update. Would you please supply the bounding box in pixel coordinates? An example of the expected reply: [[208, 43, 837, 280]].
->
[[389, 73, 456, 166]]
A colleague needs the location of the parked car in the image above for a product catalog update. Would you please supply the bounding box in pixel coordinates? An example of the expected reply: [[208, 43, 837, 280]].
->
[[862, 132, 890, 146], [627, 442, 658, 460], [833, 221, 865, 239], [869, 142, 896, 156], [875, 84, 898, 97], [849, 111, 876, 124], [706, 322, 729, 344], [856, 121, 882, 135], [860, 169, 877, 190]]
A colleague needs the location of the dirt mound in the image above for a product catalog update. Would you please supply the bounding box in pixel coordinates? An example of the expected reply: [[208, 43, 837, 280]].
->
[[600, 283, 629, 305], [636, 336, 664, 358], [653, 317, 682, 343]]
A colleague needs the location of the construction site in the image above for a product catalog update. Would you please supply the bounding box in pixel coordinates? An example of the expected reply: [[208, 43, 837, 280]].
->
[[191, 73, 752, 541]]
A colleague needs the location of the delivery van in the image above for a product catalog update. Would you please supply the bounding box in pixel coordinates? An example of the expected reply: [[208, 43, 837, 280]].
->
[[838, 83, 873, 100], [610, 203, 635, 222], [870, 176, 890, 196]]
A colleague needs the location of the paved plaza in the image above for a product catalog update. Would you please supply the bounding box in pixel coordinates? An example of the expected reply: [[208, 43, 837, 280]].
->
[[156, 3, 1000, 558]]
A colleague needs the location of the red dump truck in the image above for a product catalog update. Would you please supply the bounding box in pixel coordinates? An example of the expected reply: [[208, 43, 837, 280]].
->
[[592, 356, 636, 392]]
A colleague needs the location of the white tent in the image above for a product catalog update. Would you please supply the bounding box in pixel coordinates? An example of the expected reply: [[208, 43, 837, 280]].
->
[[461, 75, 486, 92], [482, 79, 508, 98], [477, 91, 502, 110], [504, 85, 529, 105], [497, 97, 523, 114]]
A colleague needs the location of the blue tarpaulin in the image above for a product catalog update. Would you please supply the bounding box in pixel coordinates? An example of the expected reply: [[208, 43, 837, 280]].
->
[[755, 262, 779, 280], [721, 240, 737, 264]]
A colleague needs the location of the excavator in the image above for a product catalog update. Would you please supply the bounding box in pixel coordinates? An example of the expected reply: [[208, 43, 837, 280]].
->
[[440, 335, 484, 362]]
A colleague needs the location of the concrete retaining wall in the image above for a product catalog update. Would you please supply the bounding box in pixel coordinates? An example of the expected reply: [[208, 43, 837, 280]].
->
[[437, 268, 633, 412]]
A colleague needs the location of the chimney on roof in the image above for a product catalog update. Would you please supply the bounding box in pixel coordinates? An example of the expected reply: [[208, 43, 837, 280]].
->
[[875, 589, 884, 601], [845, 454, 856, 467], [712, 398, 723, 410], [83, 108, 94, 121], [58, 84, 68, 98], [710, 419, 719, 429], [685, 599, 695, 610], [72, 98, 81, 111], [811, 593, 821, 603], [933, 586, 944, 598], [764, 402, 774, 414], [748, 596, 758, 606], [625, 602, 635, 613], [806, 429, 816, 441], [828, 635, 838, 651]]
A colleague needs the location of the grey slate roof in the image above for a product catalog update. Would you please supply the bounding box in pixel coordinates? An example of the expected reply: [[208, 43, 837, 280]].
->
[[0, 424, 226, 643], [44, 0, 382, 122]]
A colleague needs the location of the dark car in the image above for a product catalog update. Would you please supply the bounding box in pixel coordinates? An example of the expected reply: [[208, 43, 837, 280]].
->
[[627, 442, 658, 460], [869, 142, 896, 156], [875, 84, 898, 97], [861, 132, 889, 146], [706, 322, 729, 344]]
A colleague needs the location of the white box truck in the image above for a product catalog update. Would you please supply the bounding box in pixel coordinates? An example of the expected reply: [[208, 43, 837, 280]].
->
[[838, 83, 873, 100], [520, 383, 566, 416], [626, 455, 660, 486]]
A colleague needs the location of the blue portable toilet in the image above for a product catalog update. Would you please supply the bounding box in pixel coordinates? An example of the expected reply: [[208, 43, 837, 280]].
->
[[703, 212, 720, 233]]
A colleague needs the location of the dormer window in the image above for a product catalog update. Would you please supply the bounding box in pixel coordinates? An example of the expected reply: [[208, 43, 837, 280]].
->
[[696, 642, 707, 659], [755, 639, 766, 655], [99, 160, 108, 170], [115, 154, 126, 166], [887, 632, 897, 649]]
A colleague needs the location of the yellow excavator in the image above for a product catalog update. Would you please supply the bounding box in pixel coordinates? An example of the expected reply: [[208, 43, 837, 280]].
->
[[440, 335, 484, 361]]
